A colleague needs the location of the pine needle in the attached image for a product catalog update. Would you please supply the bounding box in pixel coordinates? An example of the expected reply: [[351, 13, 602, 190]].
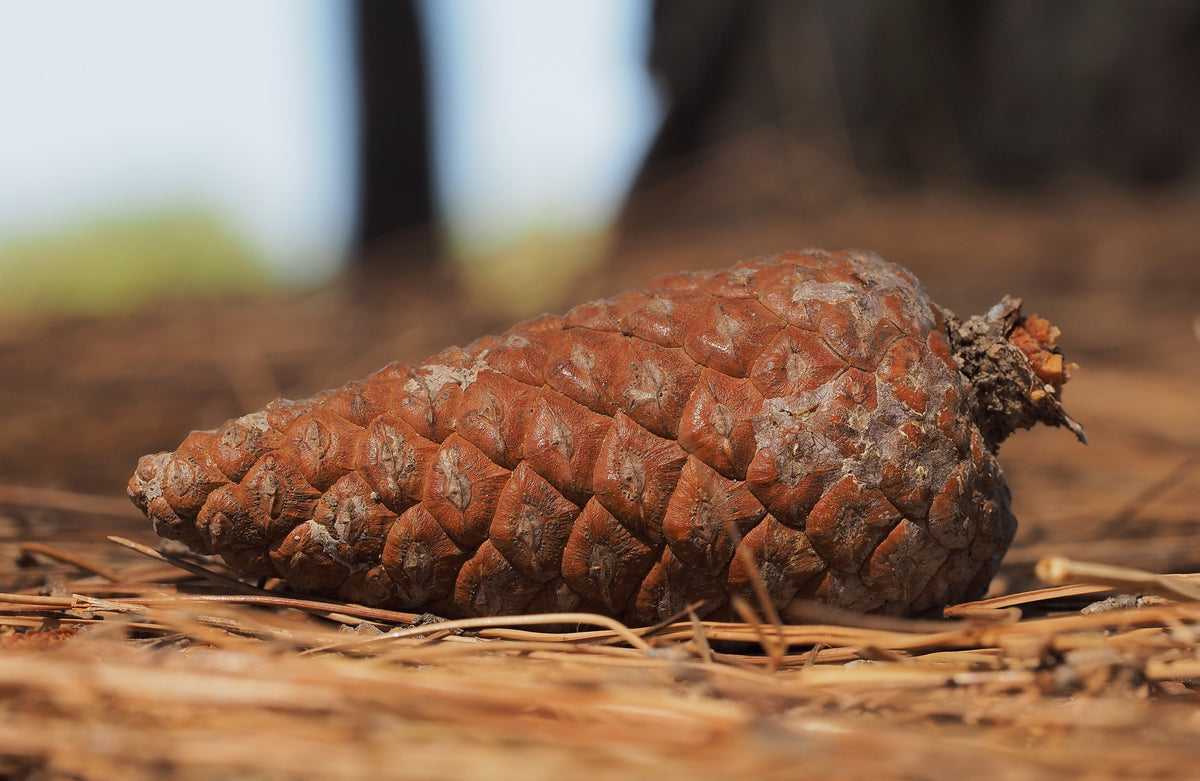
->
[[3, 549, 1200, 780]]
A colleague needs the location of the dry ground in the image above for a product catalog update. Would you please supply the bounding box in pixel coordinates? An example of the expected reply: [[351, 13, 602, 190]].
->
[[1, 140, 1198, 779]]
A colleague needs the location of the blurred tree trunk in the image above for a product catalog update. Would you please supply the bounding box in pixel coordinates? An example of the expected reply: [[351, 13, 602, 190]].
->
[[635, 0, 1200, 190], [352, 0, 435, 268]]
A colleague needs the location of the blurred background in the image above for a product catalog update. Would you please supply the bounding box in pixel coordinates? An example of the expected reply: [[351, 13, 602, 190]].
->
[[1, 0, 1198, 586], [0, 0, 659, 315], [4, 0, 1197, 316]]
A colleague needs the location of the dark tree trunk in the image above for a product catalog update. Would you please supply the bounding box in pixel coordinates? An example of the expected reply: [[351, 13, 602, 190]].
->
[[634, 0, 1200, 190], [352, 0, 435, 264]]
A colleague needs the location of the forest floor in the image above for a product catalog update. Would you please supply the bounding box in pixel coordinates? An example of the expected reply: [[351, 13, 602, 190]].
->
[[1, 137, 1198, 779]]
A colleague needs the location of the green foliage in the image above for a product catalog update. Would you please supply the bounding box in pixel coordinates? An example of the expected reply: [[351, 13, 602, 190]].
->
[[453, 225, 610, 319], [0, 208, 272, 318]]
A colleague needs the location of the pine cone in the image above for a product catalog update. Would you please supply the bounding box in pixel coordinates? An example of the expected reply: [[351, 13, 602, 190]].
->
[[128, 250, 1083, 625]]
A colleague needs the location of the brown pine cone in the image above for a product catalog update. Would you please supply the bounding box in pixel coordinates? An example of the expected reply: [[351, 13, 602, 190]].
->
[[128, 250, 1084, 625]]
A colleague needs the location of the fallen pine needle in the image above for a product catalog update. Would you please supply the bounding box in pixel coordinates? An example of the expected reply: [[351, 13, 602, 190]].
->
[[1036, 555, 1200, 603], [18, 541, 123, 582], [2, 549, 1200, 780]]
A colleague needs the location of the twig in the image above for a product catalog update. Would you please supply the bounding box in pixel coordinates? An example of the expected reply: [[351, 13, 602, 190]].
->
[[730, 596, 784, 671], [422, 612, 651, 651], [0, 592, 76, 608], [940, 604, 1023, 622], [18, 541, 122, 582], [782, 599, 961, 633], [89, 593, 412, 625], [638, 601, 710, 640], [687, 607, 715, 664], [945, 583, 1117, 613], [322, 613, 651, 654], [733, 544, 787, 665], [107, 536, 421, 627], [1036, 556, 1200, 603], [107, 535, 268, 595]]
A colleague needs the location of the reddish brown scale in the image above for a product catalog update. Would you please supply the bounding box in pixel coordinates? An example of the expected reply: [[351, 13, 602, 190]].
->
[[161, 431, 230, 519], [636, 547, 730, 623], [281, 409, 364, 492], [456, 371, 536, 469], [561, 499, 658, 614], [521, 389, 609, 505], [455, 540, 541, 616], [129, 249, 1084, 626], [195, 483, 275, 578], [682, 297, 785, 378], [619, 287, 698, 347], [527, 578, 598, 617], [728, 516, 825, 608], [488, 462, 581, 582], [382, 503, 468, 605], [318, 379, 396, 427], [209, 414, 284, 482], [859, 516, 950, 611], [676, 370, 762, 480], [592, 413, 688, 546], [238, 452, 321, 541], [421, 434, 510, 550], [357, 412, 439, 513], [751, 327, 846, 398], [128, 451, 209, 553], [661, 457, 765, 574]]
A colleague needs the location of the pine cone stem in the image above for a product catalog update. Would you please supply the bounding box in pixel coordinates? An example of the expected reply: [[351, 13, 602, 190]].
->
[[943, 296, 1086, 450]]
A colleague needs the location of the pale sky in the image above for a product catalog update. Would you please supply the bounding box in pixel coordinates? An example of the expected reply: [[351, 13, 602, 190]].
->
[[0, 0, 658, 280], [422, 0, 659, 248]]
